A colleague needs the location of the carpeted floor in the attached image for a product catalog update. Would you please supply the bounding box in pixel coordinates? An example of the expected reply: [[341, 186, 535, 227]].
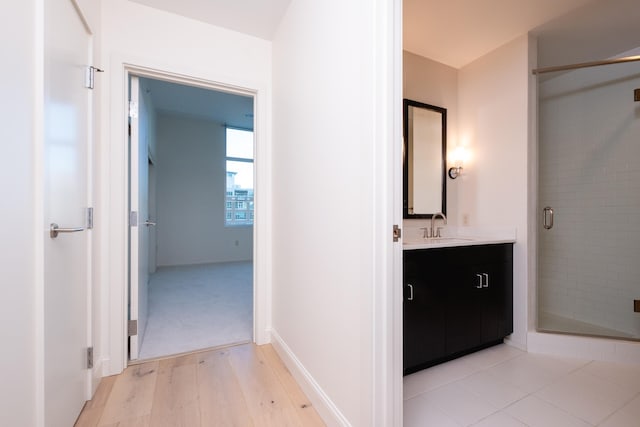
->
[[138, 261, 253, 360]]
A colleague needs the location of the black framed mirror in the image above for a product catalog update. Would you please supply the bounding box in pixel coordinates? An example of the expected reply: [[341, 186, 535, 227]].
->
[[403, 99, 447, 219]]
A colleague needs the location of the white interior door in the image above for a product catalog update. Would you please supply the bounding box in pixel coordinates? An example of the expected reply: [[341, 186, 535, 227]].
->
[[43, 0, 91, 424], [129, 75, 151, 360]]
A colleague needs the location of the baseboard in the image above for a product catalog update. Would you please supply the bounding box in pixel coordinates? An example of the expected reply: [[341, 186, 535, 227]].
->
[[527, 331, 640, 364], [269, 328, 351, 427]]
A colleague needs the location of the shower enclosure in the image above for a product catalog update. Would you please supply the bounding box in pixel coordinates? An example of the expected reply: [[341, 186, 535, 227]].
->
[[537, 54, 640, 340]]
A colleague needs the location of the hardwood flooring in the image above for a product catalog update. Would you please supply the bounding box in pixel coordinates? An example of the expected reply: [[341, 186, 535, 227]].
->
[[75, 343, 326, 427]]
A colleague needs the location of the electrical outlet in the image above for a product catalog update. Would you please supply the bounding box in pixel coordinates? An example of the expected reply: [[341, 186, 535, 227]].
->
[[235, 240, 239, 246]]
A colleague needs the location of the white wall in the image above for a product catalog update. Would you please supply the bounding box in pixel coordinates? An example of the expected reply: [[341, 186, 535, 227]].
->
[[271, 0, 399, 424], [100, 0, 272, 375], [155, 113, 253, 266], [0, 3, 38, 425], [458, 35, 533, 348], [403, 50, 459, 224]]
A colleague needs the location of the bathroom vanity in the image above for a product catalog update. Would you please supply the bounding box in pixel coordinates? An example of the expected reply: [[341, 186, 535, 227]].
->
[[403, 240, 513, 375]]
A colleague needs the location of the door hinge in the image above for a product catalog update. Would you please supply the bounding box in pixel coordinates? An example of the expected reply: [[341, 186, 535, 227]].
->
[[129, 100, 138, 118], [85, 66, 104, 90], [87, 207, 94, 229], [130, 211, 138, 227], [393, 224, 402, 242], [86, 347, 94, 369], [128, 320, 138, 337]]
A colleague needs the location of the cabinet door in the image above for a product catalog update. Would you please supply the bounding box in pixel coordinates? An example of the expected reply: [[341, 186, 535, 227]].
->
[[480, 261, 513, 343], [446, 264, 483, 355], [403, 250, 447, 374], [445, 244, 513, 356]]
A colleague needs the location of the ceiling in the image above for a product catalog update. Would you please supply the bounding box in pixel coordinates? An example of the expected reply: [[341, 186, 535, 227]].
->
[[128, 0, 292, 40], [140, 78, 254, 129], [129, 0, 634, 71], [131, 0, 640, 105], [403, 0, 596, 69]]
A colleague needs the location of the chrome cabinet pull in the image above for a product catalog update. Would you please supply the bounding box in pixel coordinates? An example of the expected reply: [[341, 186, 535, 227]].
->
[[50, 223, 84, 239], [543, 206, 554, 229], [483, 273, 489, 288], [407, 284, 414, 301], [476, 274, 483, 289], [143, 220, 156, 226]]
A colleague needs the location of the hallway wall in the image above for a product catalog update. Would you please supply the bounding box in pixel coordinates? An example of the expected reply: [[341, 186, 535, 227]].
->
[[271, 0, 396, 424], [0, 3, 37, 425], [100, 0, 272, 375]]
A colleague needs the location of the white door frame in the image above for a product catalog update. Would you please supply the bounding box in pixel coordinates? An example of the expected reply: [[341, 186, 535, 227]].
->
[[372, 0, 403, 424], [106, 61, 271, 372]]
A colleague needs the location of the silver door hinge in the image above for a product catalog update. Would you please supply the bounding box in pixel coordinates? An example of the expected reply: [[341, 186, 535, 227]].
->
[[85, 66, 104, 90], [87, 347, 94, 369], [128, 320, 138, 337], [393, 224, 402, 242], [130, 211, 138, 227], [129, 100, 138, 118], [87, 207, 94, 229]]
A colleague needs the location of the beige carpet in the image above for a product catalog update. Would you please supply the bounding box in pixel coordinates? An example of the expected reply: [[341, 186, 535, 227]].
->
[[138, 261, 253, 360]]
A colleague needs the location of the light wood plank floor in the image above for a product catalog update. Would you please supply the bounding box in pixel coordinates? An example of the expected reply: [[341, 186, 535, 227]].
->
[[75, 343, 326, 427]]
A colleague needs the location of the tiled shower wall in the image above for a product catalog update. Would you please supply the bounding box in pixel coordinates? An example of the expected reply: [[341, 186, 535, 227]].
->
[[538, 56, 640, 337]]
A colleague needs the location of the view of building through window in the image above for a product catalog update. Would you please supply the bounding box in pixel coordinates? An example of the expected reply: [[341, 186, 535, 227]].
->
[[225, 128, 254, 226]]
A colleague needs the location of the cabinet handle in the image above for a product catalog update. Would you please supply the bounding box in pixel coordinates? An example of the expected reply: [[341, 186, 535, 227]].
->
[[407, 284, 414, 301], [483, 273, 489, 288], [476, 274, 483, 289]]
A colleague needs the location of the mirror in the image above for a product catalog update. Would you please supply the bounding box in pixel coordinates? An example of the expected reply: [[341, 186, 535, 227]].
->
[[403, 99, 447, 218]]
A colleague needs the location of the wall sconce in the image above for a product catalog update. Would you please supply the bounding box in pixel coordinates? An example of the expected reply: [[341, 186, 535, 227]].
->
[[448, 146, 467, 179]]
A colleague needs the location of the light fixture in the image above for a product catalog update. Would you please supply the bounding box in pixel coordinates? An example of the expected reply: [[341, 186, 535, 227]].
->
[[448, 146, 467, 179]]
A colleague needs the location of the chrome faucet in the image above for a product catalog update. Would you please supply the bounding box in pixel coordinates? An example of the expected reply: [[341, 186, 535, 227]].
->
[[430, 212, 447, 238]]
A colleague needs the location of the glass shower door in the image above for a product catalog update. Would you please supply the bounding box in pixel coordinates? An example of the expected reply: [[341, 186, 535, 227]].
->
[[537, 59, 640, 340]]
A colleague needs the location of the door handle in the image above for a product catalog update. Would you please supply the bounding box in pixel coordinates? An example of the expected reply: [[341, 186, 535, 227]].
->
[[483, 273, 489, 288], [407, 284, 414, 301], [143, 220, 156, 227], [476, 274, 483, 289], [50, 223, 84, 239], [543, 206, 554, 229]]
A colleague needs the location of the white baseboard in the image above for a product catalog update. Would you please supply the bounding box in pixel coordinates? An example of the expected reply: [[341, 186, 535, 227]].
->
[[269, 328, 351, 427], [528, 331, 640, 365]]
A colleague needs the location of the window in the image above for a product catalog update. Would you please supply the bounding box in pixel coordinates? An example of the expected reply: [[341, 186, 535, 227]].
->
[[225, 127, 254, 226]]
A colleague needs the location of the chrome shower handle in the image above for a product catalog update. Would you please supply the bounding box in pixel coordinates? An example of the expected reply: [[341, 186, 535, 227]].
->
[[543, 206, 554, 230]]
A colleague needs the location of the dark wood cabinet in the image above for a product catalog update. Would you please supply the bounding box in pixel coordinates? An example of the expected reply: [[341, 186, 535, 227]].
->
[[403, 243, 513, 375]]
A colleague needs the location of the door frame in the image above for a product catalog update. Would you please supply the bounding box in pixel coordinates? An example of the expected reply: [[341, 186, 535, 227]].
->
[[106, 61, 271, 372]]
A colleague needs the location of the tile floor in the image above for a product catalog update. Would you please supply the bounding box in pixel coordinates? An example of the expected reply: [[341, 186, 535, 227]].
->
[[404, 344, 640, 426]]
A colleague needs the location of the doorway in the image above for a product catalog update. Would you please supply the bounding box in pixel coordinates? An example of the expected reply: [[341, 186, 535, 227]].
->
[[128, 75, 256, 361]]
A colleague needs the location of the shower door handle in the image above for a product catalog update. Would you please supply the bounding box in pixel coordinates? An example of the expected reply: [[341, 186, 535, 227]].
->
[[543, 206, 554, 230]]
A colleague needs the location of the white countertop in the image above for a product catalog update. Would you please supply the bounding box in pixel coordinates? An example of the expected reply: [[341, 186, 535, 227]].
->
[[402, 225, 516, 250]]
